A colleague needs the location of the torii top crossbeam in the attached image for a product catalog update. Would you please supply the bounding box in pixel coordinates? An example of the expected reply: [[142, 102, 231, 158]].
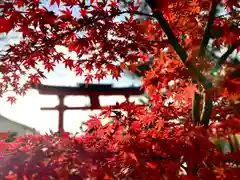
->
[[33, 83, 143, 96], [31, 83, 144, 133]]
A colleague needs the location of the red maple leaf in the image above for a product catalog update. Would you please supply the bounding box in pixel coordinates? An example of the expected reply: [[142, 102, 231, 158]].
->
[[28, 74, 41, 85], [44, 61, 55, 72], [59, 8, 72, 20], [131, 121, 141, 131], [75, 66, 83, 76], [145, 162, 157, 169], [109, 0, 117, 8], [50, 0, 60, 7], [63, 58, 74, 70], [7, 96, 16, 105], [85, 115, 101, 130], [0, 1, 239, 179], [80, 8, 88, 17], [0, 18, 12, 33], [84, 74, 93, 85]]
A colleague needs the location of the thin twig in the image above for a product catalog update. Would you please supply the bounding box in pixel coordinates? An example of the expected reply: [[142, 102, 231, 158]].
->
[[215, 40, 240, 69], [180, 164, 188, 173], [216, 9, 240, 18]]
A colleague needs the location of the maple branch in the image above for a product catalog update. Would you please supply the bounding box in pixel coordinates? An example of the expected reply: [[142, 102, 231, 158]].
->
[[2, 10, 153, 59], [180, 164, 188, 173], [216, 9, 240, 18], [200, 93, 213, 128], [150, 154, 178, 161], [130, 11, 155, 18], [50, 10, 157, 47], [146, 1, 211, 84], [192, 92, 201, 126], [145, 1, 187, 62], [146, 1, 211, 89], [199, 0, 218, 56], [145, 0, 214, 128], [57, 10, 152, 42], [214, 40, 240, 70]]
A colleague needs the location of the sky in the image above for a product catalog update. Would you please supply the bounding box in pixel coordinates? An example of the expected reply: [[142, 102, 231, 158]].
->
[[0, 1, 143, 134]]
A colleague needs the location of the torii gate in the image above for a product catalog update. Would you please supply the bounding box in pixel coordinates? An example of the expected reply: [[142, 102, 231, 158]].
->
[[31, 83, 144, 133]]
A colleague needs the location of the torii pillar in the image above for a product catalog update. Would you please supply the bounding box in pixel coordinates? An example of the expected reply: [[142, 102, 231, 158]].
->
[[31, 83, 144, 133]]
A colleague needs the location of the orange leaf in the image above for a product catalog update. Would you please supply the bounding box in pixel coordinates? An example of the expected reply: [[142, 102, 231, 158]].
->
[[128, 152, 138, 162], [183, 84, 197, 100], [104, 174, 113, 180], [145, 162, 157, 169]]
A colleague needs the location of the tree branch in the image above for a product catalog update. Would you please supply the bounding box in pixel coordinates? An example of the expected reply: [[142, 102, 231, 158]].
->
[[216, 9, 240, 18], [192, 92, 201, 126], [145, 0, 214, 128], [199, 0, 218, 56], [131, 11, 155, 18], [202, 40, 240, 127], [145, 0, 188, 62], [200, 92, 213, 128], [1, 10, 154, 59], [215, 40, 240, 69], [145, 0, 212, 89], [57, 10, 154, 43], [180, 164, 188, 173], [199, 41, 239, 127]]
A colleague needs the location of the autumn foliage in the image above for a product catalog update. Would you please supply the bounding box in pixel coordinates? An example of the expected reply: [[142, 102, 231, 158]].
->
[[0, 0, 240, 179]]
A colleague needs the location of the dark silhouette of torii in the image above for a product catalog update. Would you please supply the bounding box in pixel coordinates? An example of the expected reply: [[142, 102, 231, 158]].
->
[[31, 83, 144, 133]]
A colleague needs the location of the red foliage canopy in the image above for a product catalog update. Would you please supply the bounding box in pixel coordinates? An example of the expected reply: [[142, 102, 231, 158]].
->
[[0, 0, 240, 179]]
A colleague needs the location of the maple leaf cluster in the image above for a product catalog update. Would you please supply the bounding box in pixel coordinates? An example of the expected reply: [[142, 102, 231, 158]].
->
[[0, 0, 240, 179]]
